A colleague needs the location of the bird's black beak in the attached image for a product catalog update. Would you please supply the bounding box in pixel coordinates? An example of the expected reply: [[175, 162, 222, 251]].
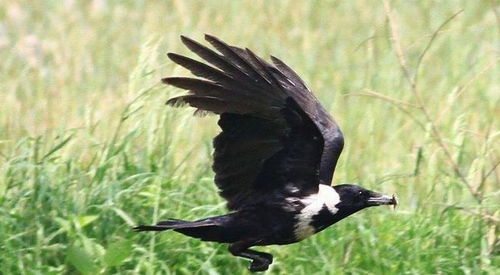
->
[[366, 193, 398, 208]]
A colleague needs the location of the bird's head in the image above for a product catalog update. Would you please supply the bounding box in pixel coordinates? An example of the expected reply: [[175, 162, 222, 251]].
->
[[333, 184, 397, 215]]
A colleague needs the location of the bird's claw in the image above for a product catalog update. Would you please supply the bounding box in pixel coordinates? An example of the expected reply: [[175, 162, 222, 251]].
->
[[249, 259, 272, 272]]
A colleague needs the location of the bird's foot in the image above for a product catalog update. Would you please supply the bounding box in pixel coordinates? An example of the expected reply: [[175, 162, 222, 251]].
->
[[249, 257, 272, 272], [229, 242, 273, 272], [249, 254, 272, 272], [261, 253, 273, 264]]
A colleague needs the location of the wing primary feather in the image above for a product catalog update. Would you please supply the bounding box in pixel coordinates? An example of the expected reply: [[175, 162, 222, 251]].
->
[[167, 53, 229, 83], [204, 34, 269, 86], [166, 95, 258, 115], [270, 56, 309, 91], [244, 48, 287, 96], [167, 53, 282, 101], [163, 77, 268, 104], [162, 77, 222, 90], [180, 35, 251, 80]]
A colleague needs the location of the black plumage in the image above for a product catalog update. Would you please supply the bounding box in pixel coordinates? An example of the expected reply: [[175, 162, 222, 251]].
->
[[135, 35, 397, 272]]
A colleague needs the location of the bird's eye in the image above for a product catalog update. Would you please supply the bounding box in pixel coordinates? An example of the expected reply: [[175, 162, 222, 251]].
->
[[358, 191, 363, 196]]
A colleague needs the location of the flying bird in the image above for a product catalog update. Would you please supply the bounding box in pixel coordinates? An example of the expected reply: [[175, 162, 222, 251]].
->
[[134, 35, 397, 272]]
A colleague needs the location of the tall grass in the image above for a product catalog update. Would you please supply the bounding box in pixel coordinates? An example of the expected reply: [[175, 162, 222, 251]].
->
[[0, 0, 498, 274]]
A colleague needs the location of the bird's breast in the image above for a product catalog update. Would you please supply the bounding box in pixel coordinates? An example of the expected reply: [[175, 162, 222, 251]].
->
[[292, 184, 340, 240]]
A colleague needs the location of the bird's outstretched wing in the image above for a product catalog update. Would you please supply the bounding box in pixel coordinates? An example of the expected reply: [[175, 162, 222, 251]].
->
[[164, 35, 343, 210]]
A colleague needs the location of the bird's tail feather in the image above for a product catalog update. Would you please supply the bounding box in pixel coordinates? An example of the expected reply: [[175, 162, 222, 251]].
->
[[133, 218, 212, 232], [134, 216, 234, 242]]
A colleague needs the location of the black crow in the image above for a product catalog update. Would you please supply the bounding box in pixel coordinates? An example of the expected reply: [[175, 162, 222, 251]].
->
[[135, 35, 398, 272]]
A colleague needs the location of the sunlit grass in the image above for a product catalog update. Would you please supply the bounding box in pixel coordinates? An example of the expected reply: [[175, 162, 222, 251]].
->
[[0, 0, 498, 274]]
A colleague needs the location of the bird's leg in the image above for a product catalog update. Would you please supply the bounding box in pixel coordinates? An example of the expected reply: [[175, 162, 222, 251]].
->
[[229, 241, 273, 272]]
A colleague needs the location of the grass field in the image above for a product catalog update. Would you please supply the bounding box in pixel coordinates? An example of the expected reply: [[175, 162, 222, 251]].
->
[[1, 0, 499, 274]]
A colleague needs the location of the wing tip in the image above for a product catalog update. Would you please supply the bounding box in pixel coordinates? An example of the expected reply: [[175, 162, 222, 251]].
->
[[180, 35, 189, 44], [180, 35, 202, 49], [204, 33, 218, 42], [167, 52, 195, 66], [166, 52, 179, 61], [161, 77, 172, 85]]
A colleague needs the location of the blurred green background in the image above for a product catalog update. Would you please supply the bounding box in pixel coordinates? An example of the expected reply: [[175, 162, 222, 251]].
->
[[0, 0, 498, 274]]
